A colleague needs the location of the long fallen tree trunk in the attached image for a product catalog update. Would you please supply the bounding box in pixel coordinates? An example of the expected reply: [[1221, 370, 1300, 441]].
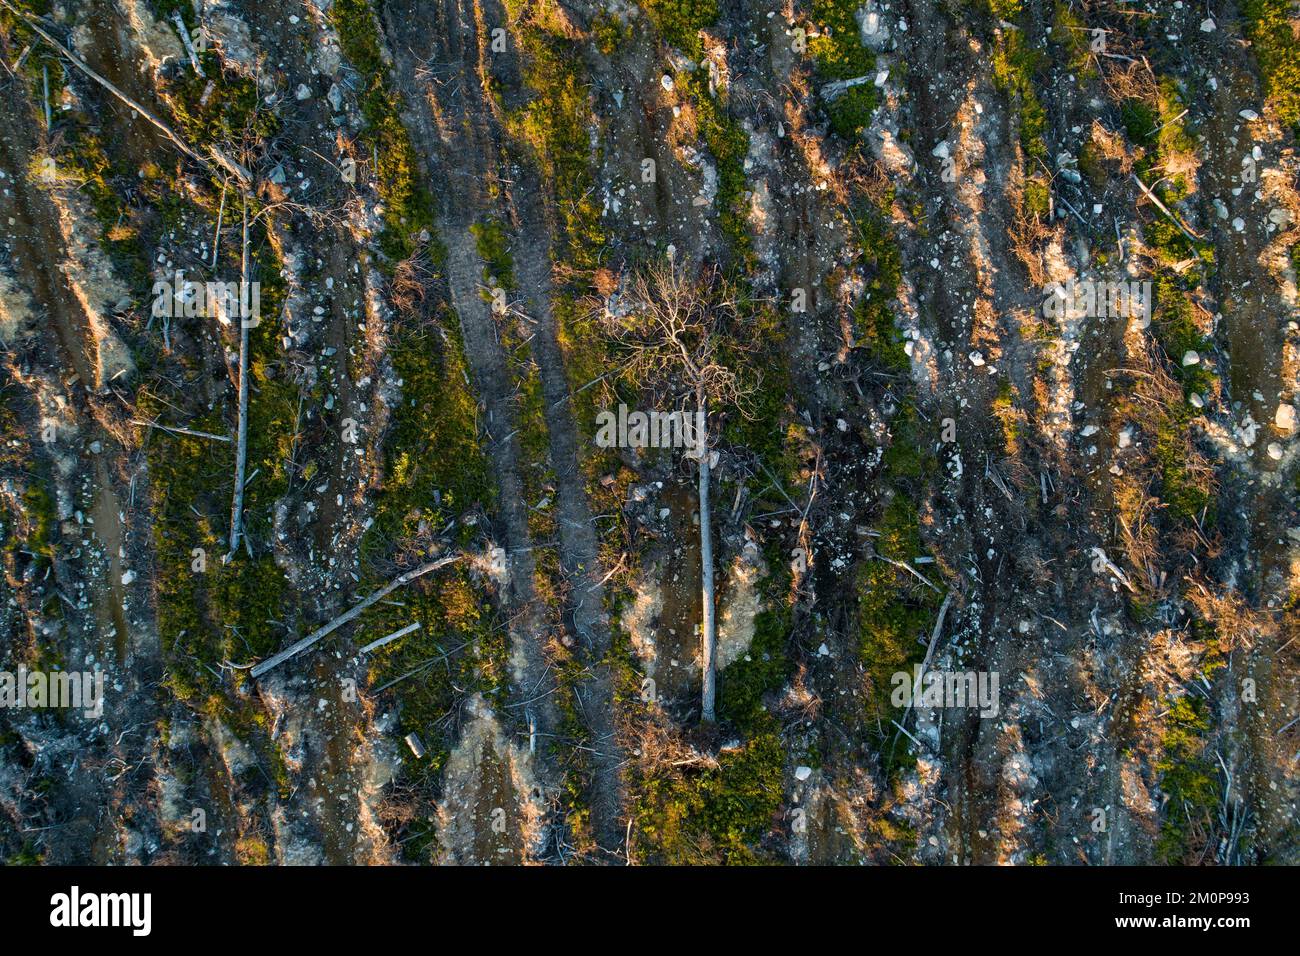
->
[[227, 201, 251, 558], [250, 554, 461, 678], [697, 396, 717, 723]]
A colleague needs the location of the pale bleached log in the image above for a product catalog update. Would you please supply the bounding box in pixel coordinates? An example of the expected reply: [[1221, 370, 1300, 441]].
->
[[359, 621, 421, 655], [227, 201, 250, 558]]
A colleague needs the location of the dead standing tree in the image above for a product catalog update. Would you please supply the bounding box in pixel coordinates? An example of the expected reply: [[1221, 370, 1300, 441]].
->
[[603, 262, 755, 722]]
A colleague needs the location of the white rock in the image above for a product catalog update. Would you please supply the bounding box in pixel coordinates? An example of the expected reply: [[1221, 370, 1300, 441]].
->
[[1275, 403, 1296, 432], [1267, 442, 1284, 460], [1182, 350, 1200, 366], [661, 74, 674, 92], [295, 83, 311, 101], [969, 351, 985, 367], [1190, 393, 1205, 409], [121, 570, 136, 586], [1200, 18, 1216, 31], [794, 766, 813, 781], [1239, 109, 1259, 121]]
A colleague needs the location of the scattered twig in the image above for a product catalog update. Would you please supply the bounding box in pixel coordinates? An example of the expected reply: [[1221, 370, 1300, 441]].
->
[[211, 178, 226, 268], [1132, 172, 1203, 244], [172, 12, 205, 77], [132, 418, 231, 442], [874, 551, 943, 594]]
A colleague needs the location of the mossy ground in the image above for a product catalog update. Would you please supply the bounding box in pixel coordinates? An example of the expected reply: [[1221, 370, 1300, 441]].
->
[[809, 0, 878, 141], [330, 0, 436, 262]]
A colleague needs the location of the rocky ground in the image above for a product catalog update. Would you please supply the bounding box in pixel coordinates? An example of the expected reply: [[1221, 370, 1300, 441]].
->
[[0, 0, 1296, 865]]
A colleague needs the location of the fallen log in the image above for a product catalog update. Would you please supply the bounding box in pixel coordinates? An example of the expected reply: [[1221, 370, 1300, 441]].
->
[[226, 201, 250, 559], [820, 74, 875, 102], [250, 554, 461, 678], [359, 621, 420, 655]]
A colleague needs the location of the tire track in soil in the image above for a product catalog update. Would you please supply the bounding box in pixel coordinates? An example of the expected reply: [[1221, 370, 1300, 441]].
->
[[510, 180, 626, 859], [379, 0, 626, 859], [379, 0, 563, 860]]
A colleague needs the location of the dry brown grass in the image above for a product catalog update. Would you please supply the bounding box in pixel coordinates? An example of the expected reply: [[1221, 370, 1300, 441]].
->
[[1087, 119, 1133, 173], [390, 251, 435, 316], [1186, 578, 1264, 653], [1101, 57, 1157, 107], [1005, 166, 1056, 288]]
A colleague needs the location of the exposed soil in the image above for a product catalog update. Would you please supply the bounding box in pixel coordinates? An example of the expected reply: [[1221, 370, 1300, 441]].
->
[[0, 0, 1296, 867]]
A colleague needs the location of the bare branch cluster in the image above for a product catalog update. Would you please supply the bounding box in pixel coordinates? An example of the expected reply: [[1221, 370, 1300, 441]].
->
[[600, 261, 757, 420]]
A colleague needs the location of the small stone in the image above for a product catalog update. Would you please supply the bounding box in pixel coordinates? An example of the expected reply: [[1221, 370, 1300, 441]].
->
[[1267, 442, 1284, 460], [1200, 18, 1216, 31], [794, 766, 813, 781], [295, 83, 312, 101], [1275, 403, 1296, 432], [1182, 350, 1200, 366], [661, 74, 674, 92]]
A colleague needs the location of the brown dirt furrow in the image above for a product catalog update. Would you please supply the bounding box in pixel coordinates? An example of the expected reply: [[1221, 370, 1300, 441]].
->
[[511, 180, 626, 859], [378, 0, 564, 859]]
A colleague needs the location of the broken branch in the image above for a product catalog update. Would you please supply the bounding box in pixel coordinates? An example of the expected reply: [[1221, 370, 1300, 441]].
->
[[359, 621, 421, 655]]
